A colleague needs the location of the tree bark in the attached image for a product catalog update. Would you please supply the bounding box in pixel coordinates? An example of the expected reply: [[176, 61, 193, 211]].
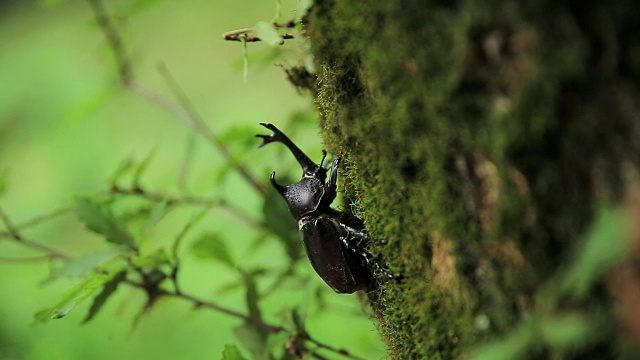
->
[[302, 0, 640, 358]]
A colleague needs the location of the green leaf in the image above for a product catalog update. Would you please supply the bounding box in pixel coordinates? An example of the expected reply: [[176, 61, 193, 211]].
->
[[191, 232, 235, 267], [108, 156, 135, 185], [233, 324, 269, 360], [540, 313, 597, 349], [240, 270, 261, 321], [221, 344, 248, 360], [172, 206, 213, 260], [131, 248, 171, 268], [141, 200, 171, 238], [83, 269, 127, 324], [45, 248, 124, 283], [33, 269, 125, 324], [254, 21, 283, 46], [262, 186, 302, 262], [64, 87, 116, 124], [133, 146, 156, 186], [560, 208, 629, 298], [74, 197, 135, 248]]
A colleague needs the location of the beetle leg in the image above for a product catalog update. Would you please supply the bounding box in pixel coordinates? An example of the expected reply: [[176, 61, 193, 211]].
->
[[340, 237, 395, 280], [319, 150, 328, 168], [323, 158, 340, 202], [338, 222, 388, 246], [256, 123, 320, 176]]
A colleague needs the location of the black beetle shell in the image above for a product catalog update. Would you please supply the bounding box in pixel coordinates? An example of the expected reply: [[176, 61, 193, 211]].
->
[[299, 215, 370, 294]]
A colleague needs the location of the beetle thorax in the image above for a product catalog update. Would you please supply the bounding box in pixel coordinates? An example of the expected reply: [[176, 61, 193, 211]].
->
[[280, 176, 325, 219]]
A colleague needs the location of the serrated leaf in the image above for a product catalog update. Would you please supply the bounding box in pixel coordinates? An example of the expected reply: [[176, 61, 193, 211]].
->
[[131, 248, 171, 268], [33, 270, 123, 324], [262, 186, 301, 262], [254, 21, 283, 46], [141, 200, 171, 238], [45, 248, 124, 283], [191, 232, 235, 267], [75, 197, 135, 248], [221, 344, 248, 360], [83, 269, 127, 324]]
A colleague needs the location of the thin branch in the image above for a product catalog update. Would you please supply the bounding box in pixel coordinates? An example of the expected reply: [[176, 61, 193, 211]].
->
[[3, 203, 363, 359], [87, 0, 132, 85], [157, 288, 285, 333], [0, 207, 71, 261], [86, 0, 266, 195], [156, 63, 266, 194], [0, 255, 52, 263], [222, 21, 296, 43], [303, 334, 365, 360], [110, 185, 265, 229], [14, 205, 73, 230]]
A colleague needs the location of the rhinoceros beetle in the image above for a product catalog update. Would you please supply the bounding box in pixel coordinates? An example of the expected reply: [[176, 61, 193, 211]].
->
[[256, 123, 393, 293]]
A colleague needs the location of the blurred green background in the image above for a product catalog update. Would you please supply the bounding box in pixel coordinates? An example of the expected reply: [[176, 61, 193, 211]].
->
[[0, 1, 385, 359]]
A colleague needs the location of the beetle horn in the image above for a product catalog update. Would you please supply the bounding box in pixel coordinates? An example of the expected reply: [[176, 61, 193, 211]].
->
[[269, 172, 285, 193], [257, 123, 319, 176]]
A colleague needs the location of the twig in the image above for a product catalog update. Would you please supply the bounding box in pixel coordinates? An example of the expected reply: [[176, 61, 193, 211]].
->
[[87, 0, 266, 195], [156, 63, 266, 194], [303, 334, 365, 360], [0, 255, 52, 263], [110, 185, 265, 229], [0, 207, 71, 261], [157, 288, 285, 333], [87, 0, 132, 85], [222, 21, 296, 43], [14, 205, 73, 230], [3, 203, 364, 359]]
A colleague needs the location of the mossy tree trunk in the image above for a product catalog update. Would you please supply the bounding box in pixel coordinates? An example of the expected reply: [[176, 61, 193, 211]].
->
[[301, 1, 640, 358]]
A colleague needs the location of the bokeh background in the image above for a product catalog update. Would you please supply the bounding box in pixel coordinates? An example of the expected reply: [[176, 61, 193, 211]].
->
[[0, 0, 385, 358]]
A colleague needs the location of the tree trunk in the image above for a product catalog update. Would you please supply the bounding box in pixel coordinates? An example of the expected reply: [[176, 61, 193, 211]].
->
[[302, 1, 640, 358]]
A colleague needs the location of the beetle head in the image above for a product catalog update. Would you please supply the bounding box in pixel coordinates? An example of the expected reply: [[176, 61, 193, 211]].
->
[[257, 123, 332, 219], [270, 173, 327, 219]]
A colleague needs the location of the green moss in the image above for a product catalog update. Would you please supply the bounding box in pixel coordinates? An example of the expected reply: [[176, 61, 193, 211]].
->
[[304, 0, 640, 358]]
